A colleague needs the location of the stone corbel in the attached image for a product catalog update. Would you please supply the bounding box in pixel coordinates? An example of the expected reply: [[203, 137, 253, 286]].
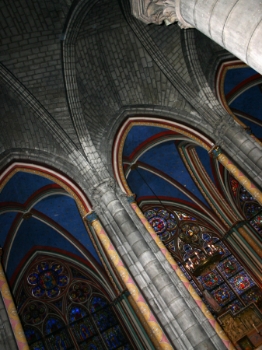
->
[[130, 0, 193, 28]]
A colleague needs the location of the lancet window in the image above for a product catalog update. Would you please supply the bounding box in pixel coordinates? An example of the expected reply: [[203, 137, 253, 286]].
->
[[17, 258, 132, 350], [143, 206, 262, 316], [230, 176, 262, 236]]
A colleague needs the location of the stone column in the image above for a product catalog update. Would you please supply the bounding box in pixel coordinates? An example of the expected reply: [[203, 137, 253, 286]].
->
[[92, 180, 226, 350], [0, 250, 29, 350], [210, 146, 262, 206], [0, 295, 17, 350], [127, 195, 233, 350], [130, 0, 262, 75], [85, 211, 173, 350]]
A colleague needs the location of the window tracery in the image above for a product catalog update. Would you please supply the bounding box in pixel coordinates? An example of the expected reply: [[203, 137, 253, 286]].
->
[[230, 176, 262, 236], [17, 257, 132, 350], [143, 206, 262, 316]]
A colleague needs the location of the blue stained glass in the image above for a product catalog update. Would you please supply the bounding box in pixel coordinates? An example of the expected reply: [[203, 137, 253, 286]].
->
[[228, 271, 255, 295], [25, 328, 41, 343], [158, 209, 169, 219], [93, 307, 118, 331], [250, 212, 262, 236], [79, 335, 104, 350], [217, 256, 242, 278], [45, 329, 73, 350], [167, 219, 177, 230], [202, 233, 211, 242], [28, 261, 69, 299], [70, 317, 95, 342], [46, 286, 60, 298], [28, 273, 38, 286], [149, 216, 167, 234], [211, 284, 235, 306], [32, 286, 45, 298], [241, 286, 262, 304], [144, 210, 156, 220], [225, 299, 243, 314], [38, 270, 58, 290], [102, 325, 127, 349], [52, 263, 63, 274], [197, 271, 223, 291], [178, 263, 192, 280], [69, 282, 90, 303], [90, 297, 108, 313], [45, 318, 64, 334], [215, 242, 230, 258], [244, 203, 261, 219], [37, 262, 49, 272], [69, 306, 87, 322], [58, 275, 68, 287], [168, 240, 176, 252], [23, 302, 47, 325], [183, 244, 192, 252]]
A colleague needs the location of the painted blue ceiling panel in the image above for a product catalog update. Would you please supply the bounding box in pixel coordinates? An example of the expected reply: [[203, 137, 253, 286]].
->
[[224, 67, 257, 95], [0, 212, 18, 246], [0, 172, 54, 204], [6, 217, 86, 280], [123, 125, 167, 157], [138, 142, 209, 206], [195, 146, 215, 183], [230, 83, 262, 139], [230, 85, 262, 122], [33, 195, 100, 263], [127, 168, 196, 204]]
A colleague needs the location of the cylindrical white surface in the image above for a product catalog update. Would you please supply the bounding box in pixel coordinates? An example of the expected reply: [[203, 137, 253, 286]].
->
[[180, 0, 262, 74]]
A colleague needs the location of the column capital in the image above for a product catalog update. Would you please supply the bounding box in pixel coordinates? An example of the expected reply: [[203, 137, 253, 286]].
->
[[85, 211, 98, 223], [90, 178, 116, 198], [209, 145, 222, 159], [130, 0, 193, 28], [127, 194, 137, 204]]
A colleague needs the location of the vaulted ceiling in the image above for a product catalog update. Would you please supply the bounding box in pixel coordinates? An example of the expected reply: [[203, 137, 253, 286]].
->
[[0, 0, 261, 292]]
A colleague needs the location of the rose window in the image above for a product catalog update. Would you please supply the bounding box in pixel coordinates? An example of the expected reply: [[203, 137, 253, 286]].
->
[[27, 261, 69, 298], [144, 208, 177, 242], [23, 302, 47, 325], [69, 282, 91, 303]]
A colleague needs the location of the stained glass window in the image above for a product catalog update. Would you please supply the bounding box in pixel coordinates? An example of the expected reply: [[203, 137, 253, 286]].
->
[[45, 327, 73, 349], [45, 317, 64, 335], [69, 306, 88, 322], [229, 177, 262, 236], [93, 307, 118, 332], [78, 335, 104, 350], [144, 208, 177, 242], [143, 206, 262, 320], [90, 296, 108, 313], [102, 325, 128, 349], [23, 302, 47, 325], [24, 327, 46, 350], [70, 317, 95, 342], [19, 258, 133, 350], [27, 261, 69, 299]]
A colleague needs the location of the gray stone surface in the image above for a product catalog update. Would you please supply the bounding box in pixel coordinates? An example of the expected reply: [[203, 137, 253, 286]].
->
[[180, 0, 262, 75], [0, 295, 17, 350], [0, 0, 261, 349]]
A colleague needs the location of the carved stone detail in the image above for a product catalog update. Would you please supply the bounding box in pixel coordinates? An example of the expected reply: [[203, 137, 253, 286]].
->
[[218, 304, 262, 343], [130, 0, 193, 28]]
